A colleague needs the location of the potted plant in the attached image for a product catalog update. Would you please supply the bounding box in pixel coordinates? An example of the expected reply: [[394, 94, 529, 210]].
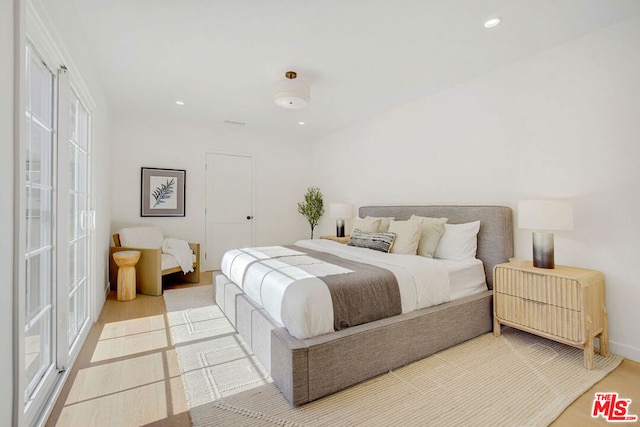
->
[[297, 187, 325, 239]]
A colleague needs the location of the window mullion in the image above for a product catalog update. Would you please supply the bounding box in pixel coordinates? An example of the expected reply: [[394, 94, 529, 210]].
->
[[55, 66, 71, 371]]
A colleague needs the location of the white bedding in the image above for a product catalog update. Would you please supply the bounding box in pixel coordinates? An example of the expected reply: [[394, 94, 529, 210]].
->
[[441, 258, 487, 300], [221, 239, 484, 339]]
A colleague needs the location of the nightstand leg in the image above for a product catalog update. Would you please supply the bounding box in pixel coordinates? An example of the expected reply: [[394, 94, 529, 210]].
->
[[600, 307, 610, 356], [493, 315, 501, 337], [584, 336, 594, 370]]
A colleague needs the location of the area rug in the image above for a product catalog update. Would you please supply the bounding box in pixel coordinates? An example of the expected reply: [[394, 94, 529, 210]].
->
[[164, 285, 621, 426]]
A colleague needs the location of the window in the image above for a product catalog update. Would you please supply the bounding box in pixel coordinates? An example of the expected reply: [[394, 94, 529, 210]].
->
[[20, 39, 94, 427], [24, 43, 56, 408]]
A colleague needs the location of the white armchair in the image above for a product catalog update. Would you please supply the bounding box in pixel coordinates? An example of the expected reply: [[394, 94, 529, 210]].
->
[[109, 226, 200, 296]]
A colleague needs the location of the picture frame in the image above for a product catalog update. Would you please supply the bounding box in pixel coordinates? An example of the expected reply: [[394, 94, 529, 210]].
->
[[140, 167, 186, 217]]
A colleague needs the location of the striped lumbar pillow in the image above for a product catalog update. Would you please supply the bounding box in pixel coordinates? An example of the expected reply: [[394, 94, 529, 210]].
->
[[347, 229, 396, 253]]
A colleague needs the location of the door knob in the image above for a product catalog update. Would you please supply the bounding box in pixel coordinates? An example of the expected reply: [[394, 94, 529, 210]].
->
[[246, 215, 253, 220]]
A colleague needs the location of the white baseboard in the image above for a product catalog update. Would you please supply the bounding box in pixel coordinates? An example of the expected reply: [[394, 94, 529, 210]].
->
[[609, 340, 640, 363]]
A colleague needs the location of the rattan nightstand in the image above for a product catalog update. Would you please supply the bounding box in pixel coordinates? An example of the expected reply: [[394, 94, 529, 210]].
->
[[493, 261, 609, 369]]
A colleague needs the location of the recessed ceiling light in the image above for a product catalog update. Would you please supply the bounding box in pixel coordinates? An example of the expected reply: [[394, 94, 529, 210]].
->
[[298, 121, 306, 125], [175, 100, 185, 105], [484, 17, 502, 28]]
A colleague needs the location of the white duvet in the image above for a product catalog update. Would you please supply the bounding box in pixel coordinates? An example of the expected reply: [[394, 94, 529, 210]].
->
[[220, 239, 451, 339]]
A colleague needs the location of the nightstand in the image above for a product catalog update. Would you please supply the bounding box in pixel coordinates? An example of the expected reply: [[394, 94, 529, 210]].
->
[[493, 261, 609, 369], [320, 235, 350, 244]]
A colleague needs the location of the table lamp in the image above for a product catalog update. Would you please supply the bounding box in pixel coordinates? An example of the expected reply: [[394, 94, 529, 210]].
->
[[518, 200, 573, 269], [329, 203, 352, 238]]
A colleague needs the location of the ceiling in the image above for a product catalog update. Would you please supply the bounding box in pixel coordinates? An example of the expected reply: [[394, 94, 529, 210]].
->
[[66, 0, 640, 141]]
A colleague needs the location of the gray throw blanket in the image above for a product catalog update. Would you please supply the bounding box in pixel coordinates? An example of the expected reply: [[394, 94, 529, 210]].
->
[[287, 245, 401, 331]]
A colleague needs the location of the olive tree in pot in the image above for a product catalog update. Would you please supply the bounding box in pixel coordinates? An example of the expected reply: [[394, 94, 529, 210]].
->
[[297, 187, 325, 239]]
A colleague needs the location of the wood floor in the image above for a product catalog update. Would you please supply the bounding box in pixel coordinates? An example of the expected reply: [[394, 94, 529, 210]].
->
[[552, 358, 640, 425], [47, 271, 640, 426], [44, 276, 204, 427]]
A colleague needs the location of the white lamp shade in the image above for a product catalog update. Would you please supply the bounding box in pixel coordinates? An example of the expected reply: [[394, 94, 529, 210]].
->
[[273, 78, 310, 109], [518, 200, 574, 231], [329, 203, 352, 219]]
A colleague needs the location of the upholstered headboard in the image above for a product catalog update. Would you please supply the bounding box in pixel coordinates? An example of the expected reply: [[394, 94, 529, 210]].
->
[[358, 205, 514, 289]]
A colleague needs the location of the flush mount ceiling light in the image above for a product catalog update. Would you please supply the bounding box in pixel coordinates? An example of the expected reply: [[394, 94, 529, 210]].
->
[[273, 71, 310, 109], [484, 17, 502, 28]]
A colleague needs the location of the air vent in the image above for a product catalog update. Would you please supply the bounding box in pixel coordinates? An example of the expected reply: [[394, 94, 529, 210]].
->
[[224, 120, 246, 126]]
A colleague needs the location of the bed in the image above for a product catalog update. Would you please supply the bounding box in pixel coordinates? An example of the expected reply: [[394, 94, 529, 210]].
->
[[214, 205, 513, 406]]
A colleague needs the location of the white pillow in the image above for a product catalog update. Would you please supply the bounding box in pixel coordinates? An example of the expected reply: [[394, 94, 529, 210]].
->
[[434, 221, 481, 261], [410, 215, 448, 258], [119, 226, 164, 249], [365, 216, 395, 232], [388, 219, 422, 255], [353, 217, 382, 233]]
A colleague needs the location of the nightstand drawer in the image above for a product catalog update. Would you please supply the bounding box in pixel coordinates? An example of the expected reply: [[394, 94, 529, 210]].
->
[[494, 266, 581, 310], [495, 293, 582, 342]]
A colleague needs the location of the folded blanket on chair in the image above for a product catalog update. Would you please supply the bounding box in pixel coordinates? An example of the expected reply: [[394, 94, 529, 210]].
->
[[162, 238, 194, 274]]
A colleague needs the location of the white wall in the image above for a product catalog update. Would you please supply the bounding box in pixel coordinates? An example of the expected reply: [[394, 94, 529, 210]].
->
[[311, 17, 640, 362], [110, 119, 314, 266], [3, 1, 16, 424]]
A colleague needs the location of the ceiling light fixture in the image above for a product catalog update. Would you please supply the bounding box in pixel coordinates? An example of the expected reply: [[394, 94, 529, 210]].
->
[[273, 71, 310, 109], [175, 100, 185, 105], [484, 17, 502, 28]]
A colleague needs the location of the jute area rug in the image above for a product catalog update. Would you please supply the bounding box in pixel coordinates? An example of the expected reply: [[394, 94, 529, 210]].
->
[[164, 285, 621, 427]]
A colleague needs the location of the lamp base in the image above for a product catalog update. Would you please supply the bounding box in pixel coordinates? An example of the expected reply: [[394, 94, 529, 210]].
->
[[532, 231, 555, 269], [336, 219, 345, 238]]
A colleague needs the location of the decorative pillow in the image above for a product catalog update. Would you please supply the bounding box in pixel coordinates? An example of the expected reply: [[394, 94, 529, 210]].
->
[[410, 215, 448, 258], [347, 229, 396, 253], [353, 217, 382, 233], [434, 221, 481, 261], [119, 226, 164, 249], [365, 216, 395, 232], [388, 219, 422, 255]]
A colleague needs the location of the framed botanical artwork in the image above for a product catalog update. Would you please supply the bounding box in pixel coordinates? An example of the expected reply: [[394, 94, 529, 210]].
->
[[140, 167, 186, 217]]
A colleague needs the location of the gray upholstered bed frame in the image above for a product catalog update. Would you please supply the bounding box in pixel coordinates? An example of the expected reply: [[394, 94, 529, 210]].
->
[[214, 205, 513, 406]]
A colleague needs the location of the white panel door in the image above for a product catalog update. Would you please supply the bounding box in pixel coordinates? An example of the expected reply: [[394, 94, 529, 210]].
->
[[205, 153, 254, 270]]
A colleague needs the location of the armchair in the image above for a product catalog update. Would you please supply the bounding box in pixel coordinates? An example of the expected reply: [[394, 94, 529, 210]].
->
[[109, 226, 200, 296]]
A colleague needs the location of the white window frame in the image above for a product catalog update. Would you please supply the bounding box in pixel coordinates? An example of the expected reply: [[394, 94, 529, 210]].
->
[[15, 2, 98, 425]]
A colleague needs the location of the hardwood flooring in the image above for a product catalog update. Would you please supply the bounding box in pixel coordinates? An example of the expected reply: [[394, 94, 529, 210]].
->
[[47, 271, 640, 426], [552, 358, 640, 426], [44, 276, 207, 427]]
